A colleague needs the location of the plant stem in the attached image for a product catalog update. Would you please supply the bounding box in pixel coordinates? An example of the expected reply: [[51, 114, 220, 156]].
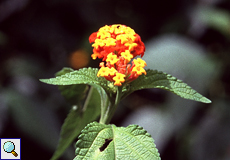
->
[[82, 86, 94, 112], [99, 86, 122, 124], [99, 95, 109, 124]]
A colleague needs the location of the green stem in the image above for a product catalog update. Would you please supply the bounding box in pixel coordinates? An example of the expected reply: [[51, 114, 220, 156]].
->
[[99, 94, 109, 124], [99, 103, 111, 124], [82, 86, 94, 112], [99, 86, 122, 124]]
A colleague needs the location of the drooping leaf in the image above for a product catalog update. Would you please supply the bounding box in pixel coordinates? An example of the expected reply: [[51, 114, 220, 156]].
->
[[122, 69, 211, 103], [55, 67, 88, 105], [50, 87, 101, 160], [74, 122, 161, 160], [197, 6, 230, 37], [40, 67, 114, 96]]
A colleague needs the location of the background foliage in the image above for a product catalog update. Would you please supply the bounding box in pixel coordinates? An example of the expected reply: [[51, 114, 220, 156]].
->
[[0, 0, 230, 159]]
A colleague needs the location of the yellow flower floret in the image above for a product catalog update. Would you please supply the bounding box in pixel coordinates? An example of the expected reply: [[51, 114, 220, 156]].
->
[[97, 31, 111, 39], [121, 50, 133, 63], [92, 39, 105, 49], [133, 58, 147, 67], [105, 38, 116, 46], [99, 25, 115, 33], [125, 42, 138, 51], [124, 27, 136, 36], [113, 73, 126, 86], [106, 53, 119, 65], [132, 66, 147, 75], [108, 67, 118, 76], [116, 34, 129, 44], [97, 67, 110, 77], [115, 27, 136, 44], [113, 25, 136, 36], [114, 25, 126, 34]]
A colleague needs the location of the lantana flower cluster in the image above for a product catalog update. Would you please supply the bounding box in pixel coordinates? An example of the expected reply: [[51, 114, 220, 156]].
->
[[89, 24, 147, 86]]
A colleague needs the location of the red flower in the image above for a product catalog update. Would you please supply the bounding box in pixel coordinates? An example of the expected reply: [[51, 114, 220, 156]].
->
[[89, 24, 147, 86]]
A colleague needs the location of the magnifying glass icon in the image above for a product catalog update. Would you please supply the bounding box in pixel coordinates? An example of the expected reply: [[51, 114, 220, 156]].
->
[[3, 141, 18, 157]]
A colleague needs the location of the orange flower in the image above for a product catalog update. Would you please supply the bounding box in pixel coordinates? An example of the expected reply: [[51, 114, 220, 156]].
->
[[106, 53, 119, 65], [91, 52, 102, 60], [113, 73, 126, 86], [89, 24, 145, 59], [132, 66, 147, 75], [121, 50, 133, 63], [89, 24, 147, 86], [133, 58, 147, 67], [97, 67, 110, 77]]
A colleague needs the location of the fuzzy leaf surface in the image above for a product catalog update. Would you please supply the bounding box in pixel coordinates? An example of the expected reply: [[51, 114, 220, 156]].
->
[[40, 67, 113, 95], [55, 67, 88, 105], [123, 69, 211, 103], [74, 122, 161, 160]]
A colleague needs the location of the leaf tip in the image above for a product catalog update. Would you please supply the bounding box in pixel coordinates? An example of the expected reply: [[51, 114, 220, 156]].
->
[[200, 97, 212, 103], [199, 97, 212, 103], [39, 79, 49, 83]]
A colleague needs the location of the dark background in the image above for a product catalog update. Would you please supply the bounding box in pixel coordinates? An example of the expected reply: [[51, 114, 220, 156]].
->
[[0, 0, 230, 159]]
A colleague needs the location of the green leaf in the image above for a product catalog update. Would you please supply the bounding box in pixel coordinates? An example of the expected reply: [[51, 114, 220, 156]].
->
[[40, 67, 114, 96], [51, 87, 101, 160], [55, 67, 88, 105], [197, 6, 230, 37], [123, 69, 211, 103], [74, 122, 161, 160]]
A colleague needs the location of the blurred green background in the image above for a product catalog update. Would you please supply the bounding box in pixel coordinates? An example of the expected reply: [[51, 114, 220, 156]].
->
[[0, 0, 230, 159]]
